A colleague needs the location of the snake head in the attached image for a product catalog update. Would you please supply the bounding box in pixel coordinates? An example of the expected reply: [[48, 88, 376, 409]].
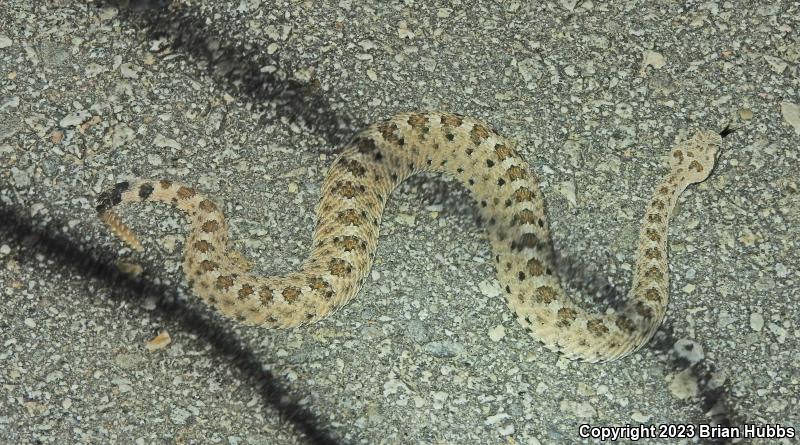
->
[[669, 130, 724, 184]]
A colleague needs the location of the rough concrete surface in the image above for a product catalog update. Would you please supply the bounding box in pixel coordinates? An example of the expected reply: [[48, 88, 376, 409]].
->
[[0, 1, 798, 444]]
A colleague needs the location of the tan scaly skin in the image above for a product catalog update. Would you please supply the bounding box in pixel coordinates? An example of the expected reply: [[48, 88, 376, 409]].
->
[[97, 112, 728, 362]]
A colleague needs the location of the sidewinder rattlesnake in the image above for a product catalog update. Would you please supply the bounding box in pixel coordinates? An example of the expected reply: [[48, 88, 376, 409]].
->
[[96, 112, 727, 362]]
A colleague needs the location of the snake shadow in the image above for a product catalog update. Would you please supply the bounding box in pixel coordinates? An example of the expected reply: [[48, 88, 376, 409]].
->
[[0, 203, 341, 445]]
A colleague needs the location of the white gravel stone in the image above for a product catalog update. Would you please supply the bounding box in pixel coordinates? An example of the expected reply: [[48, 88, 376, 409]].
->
[[749, 312, 764, 332], [781, 102, 800, 134]]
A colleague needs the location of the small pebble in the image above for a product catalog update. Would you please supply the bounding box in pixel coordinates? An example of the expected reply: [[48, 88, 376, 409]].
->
[[781, 102, 800, 134], [488, 325, 506, 342], [668, 369, 698, 399], [749, 312, 764, 332], [422, 341, 464, 358], [59, 110, 91, 128], [641, 50, 666, 72], [145, 331, 172, 351]]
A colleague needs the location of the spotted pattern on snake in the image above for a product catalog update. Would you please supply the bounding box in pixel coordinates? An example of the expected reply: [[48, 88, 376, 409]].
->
[[96, 111, 725, 363]]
